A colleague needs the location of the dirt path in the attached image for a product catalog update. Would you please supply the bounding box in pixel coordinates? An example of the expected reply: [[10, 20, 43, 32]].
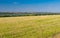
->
[[53, 33, 60, 38]]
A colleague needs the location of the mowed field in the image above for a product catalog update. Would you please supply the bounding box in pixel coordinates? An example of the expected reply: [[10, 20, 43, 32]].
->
[[0, 15, 60, 38]]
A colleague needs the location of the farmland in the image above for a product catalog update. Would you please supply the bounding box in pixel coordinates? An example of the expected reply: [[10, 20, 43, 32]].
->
[[0, 15, 60, 38]]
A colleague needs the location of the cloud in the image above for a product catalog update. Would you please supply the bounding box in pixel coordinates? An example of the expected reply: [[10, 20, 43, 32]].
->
[[13, 2, 18, 4]]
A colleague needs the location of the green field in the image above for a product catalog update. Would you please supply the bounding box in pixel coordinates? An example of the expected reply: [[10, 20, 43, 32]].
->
[[0, 15, 60, 38]]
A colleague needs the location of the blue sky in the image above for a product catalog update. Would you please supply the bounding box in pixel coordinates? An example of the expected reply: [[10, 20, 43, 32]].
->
[[0, 0, 60, 12]]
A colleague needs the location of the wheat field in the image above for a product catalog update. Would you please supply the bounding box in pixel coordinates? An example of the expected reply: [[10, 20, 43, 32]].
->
[[0, 15, 60, 38]]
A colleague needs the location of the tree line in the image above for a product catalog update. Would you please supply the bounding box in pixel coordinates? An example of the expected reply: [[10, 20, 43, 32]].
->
[[0, 12, 60, 17]]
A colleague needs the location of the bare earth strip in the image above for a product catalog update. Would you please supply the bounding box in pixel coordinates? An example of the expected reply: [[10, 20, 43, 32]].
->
[[53, 33, 60, 38]]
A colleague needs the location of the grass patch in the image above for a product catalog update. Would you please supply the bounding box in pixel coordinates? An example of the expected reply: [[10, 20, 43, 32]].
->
[[0, 15, 60, 38]]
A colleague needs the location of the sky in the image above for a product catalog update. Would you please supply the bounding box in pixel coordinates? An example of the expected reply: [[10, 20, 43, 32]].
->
[[0, 0, 60, 12]]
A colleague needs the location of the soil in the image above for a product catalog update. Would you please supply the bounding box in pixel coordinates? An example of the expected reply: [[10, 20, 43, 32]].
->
[[53, 33, 60, 38]]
